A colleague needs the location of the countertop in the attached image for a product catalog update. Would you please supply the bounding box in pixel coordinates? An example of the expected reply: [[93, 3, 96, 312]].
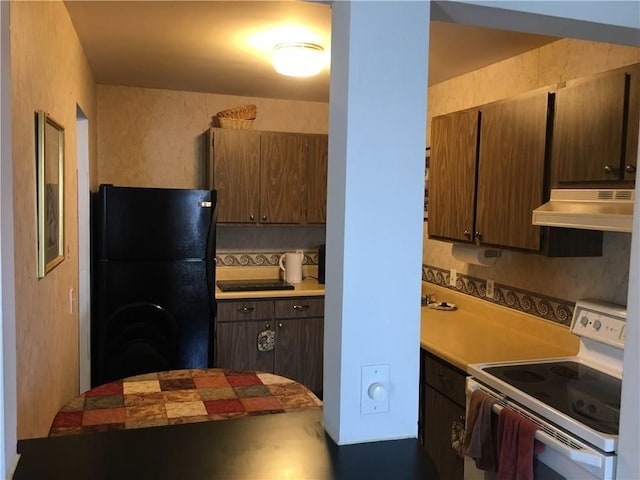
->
[[214, 267, 577, 371], [420, 284, 579, 371], [215, 266, 325, 300]]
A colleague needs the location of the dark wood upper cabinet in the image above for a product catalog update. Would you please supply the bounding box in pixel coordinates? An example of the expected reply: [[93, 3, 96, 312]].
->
[[428, 109, 479, 242], [207, 128, 328, 225], [429, 92, 548, 251], [625, 65, 640, 181], [260, 133, 305, 224], [551, 64, 639, 186], [476, 91, 548, 250], [305, 134, 328, 224], [207, 128, 260, 223], [428, 89, 602, 256]]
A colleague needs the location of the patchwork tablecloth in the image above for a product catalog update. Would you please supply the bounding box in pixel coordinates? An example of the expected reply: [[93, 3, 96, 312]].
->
[[49, 368, 322, 437]]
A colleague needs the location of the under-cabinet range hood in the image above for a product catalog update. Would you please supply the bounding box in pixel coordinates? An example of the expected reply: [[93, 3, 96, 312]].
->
[[532, 189, 635, 233]]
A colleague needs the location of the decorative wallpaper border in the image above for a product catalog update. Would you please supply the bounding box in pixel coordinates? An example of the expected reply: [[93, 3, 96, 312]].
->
[[422, 265, 575, 327], [216, 250, 319, 267]]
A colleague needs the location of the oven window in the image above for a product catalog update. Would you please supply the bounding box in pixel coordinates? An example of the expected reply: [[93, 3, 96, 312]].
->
[[535, 461, 566, 480], [484, 361, 620, 434]]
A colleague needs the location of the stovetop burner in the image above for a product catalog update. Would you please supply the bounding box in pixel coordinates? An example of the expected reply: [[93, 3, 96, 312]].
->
[[484, 360, 621, 435], [503, 369, 545, 383], [469, 300, 626, 454]]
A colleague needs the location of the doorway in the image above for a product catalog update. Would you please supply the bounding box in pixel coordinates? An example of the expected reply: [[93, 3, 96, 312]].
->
[[76, 107, 90, 392]]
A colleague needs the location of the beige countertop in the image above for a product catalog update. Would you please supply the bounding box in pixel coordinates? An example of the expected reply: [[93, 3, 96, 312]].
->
[[420, 284, 579, 371], [215, 265, 325, 300], [215, 268, 576, 369]]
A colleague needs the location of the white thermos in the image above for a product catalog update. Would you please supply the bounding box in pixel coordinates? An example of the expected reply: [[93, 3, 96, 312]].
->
[[279, 250, 304, 284]]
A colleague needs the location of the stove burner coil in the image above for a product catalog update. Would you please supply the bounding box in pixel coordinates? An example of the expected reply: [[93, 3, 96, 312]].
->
[[503, 369, 545, 383]]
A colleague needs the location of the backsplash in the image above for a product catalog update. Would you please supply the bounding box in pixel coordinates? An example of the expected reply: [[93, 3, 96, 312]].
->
[[217, 250, 319, 267], [217, 225, 326, 252], [423, 265, 575, 326]]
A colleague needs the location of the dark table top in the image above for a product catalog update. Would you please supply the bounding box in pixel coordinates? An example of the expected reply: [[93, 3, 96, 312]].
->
[[16, 409, 438, 480]]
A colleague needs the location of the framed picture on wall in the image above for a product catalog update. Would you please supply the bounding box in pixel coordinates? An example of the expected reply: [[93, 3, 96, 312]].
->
[[424, 147, 430, 220], [36, 110, 65, 278]]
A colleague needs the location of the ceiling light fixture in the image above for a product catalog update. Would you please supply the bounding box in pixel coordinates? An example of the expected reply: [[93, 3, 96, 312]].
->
[[272, 42, 325, 78]]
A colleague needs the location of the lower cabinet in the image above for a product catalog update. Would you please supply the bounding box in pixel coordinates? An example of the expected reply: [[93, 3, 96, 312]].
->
[[215, 297, 324, 395], [420, 349, 466, 480]]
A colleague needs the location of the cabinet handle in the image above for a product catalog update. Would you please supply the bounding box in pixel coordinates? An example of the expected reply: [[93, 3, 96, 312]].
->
[[463, 230, 471, 240], [603, 165, 617, 174], [237, 306, 255, 313], [262, 215, 267, 221], [474, 231, 482, 240], [293, 304, 310, 311], [249, 214, 255, 221], [278, 322, 283, 328], [265, 323, 270, 329], [625, 165, 636, 174]]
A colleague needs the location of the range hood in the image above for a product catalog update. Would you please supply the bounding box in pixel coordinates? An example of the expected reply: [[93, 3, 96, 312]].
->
[[532, 189, 635, 233]]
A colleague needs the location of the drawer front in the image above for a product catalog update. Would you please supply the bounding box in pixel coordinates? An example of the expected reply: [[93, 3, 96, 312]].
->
[[217, 300, 273, 321], [425, 356, 466, 407], [275, 297, 324, 318]]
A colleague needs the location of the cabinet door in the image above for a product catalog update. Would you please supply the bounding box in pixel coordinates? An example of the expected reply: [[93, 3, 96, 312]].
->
[[215, 321, 274, 374], [260, 133, 305, 224], [552, 72, 627, 184], [476, 92, 548, 250], [209, 128, 260, 223], [305, 134, 328, 224], [423, 385, 465, 480], [624, 66, 640, 181], [274, 317, 324, 394], [428, 110, 479, 242]]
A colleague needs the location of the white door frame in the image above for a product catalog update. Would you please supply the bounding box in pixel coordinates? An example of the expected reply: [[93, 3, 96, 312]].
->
[[76, 108, 90, 393]]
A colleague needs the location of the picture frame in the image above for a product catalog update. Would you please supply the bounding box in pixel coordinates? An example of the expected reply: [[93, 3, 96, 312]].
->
[[36, 110, 64, 278], [424, 147, 430, 220]]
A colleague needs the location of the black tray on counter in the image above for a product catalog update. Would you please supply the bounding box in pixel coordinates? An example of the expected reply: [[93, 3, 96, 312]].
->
[[216, 279, 295, 292]]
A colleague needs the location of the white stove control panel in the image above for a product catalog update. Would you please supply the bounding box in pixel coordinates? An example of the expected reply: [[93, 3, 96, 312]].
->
[[571, 299, 627, 349]]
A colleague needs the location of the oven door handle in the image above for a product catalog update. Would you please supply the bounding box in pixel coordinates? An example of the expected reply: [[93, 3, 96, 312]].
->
[[467, 380, 606, 470], [489, 402, 604, 469]]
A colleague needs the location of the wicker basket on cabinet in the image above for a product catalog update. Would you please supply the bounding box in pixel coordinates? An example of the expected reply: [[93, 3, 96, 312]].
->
[[214, 104, 257, 129]]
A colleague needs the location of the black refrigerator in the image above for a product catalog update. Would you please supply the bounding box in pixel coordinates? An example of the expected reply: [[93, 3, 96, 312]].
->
[[91, 185, 217, 387]]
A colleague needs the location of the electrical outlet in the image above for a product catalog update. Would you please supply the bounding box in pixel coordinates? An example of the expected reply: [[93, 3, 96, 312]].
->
[[486, 279, 495, 299], [449, 269, 457, 287], [361, 364, 390, 414]]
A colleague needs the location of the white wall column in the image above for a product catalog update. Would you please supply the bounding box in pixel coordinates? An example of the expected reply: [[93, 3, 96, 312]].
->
[[324, 0, 429, 444]]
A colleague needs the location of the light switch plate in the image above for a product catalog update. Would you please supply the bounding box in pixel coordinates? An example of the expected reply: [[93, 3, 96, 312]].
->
[[361, 364, 390, 415]]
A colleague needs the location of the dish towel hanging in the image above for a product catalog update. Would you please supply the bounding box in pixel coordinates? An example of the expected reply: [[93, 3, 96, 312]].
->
[[463, 389, 498, 470], [497, 407, 545, 480]]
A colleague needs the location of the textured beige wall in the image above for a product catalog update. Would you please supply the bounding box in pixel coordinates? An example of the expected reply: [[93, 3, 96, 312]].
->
[[11, 1, 96, 438], [97, 86, 329, 188], [427, 38, 640, 142], [424, 38, 640, 305]]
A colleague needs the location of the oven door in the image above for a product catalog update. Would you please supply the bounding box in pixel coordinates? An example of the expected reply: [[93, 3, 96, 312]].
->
[[465, 378, 616, 480]]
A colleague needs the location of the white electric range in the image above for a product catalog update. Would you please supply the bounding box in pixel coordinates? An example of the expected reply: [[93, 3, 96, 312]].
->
[[466, 299, 626, 480]]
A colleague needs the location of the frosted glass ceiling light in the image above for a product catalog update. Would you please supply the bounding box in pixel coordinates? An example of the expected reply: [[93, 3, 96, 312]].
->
[[272, 42, 325, 77]]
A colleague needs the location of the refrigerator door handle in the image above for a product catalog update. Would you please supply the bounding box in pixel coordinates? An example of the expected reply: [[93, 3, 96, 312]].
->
[[199, 201, 212, 208]]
